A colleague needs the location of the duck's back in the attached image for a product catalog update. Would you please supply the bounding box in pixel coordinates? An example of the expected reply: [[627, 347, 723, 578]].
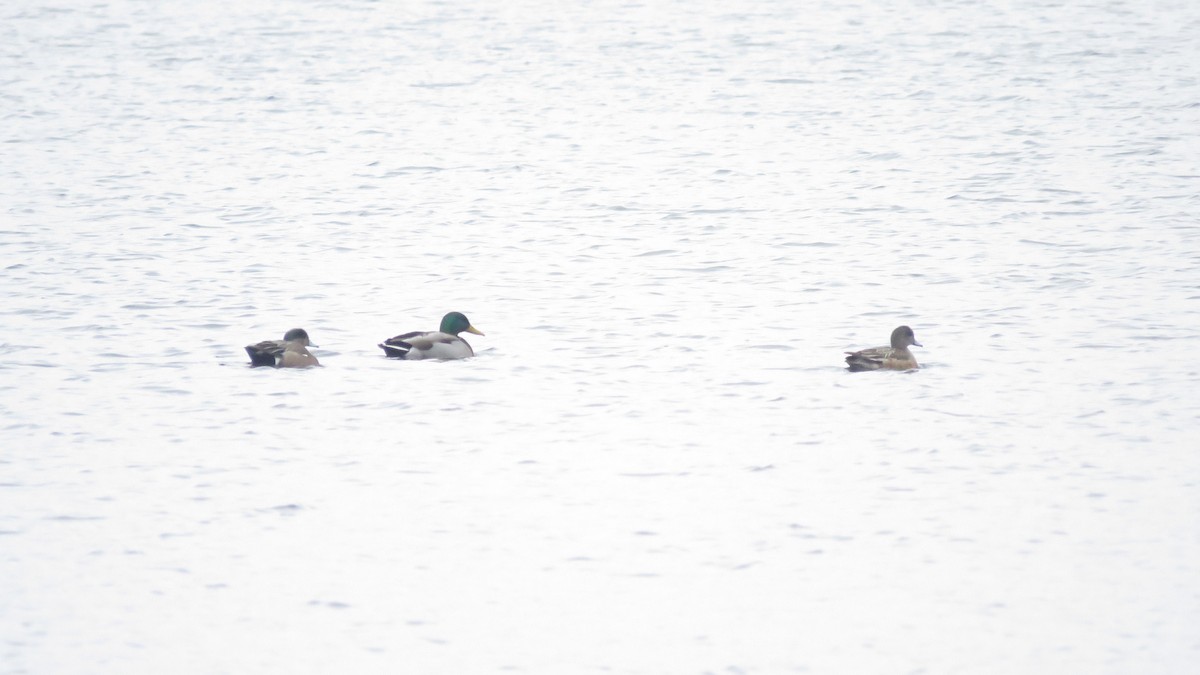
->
[[379, 331, 474, 360], [246, 340, 286, 367], [845, 346, 917, 371]]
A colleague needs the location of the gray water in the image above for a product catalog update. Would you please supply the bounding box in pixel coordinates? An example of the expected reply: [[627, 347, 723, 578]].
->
[[2, 0, 1199, 673]]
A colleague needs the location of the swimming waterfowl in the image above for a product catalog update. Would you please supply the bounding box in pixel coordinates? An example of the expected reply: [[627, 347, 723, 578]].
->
[[845, 325, 922, 372], [379, 312, 484, 360], [245, 328, 320, 368]]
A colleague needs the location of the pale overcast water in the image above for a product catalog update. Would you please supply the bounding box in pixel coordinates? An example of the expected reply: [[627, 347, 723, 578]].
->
[[2, 0, 1199, 673]]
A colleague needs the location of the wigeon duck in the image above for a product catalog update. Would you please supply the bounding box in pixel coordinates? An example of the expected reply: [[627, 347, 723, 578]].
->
[[845, 325, 922, 372], [245, 328, 320, 368]]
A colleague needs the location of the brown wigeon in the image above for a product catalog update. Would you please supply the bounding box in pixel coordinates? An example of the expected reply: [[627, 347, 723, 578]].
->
[[845, 325, 922, 372], [245, 328, 320, 368]]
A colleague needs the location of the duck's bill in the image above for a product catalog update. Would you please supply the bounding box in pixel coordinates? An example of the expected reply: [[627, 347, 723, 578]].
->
[[912, 341, 922, 347], [466, 325, 485, 336]]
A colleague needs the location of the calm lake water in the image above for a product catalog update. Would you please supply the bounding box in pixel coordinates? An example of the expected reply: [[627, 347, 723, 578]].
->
[[2, 0, 1199, 673]]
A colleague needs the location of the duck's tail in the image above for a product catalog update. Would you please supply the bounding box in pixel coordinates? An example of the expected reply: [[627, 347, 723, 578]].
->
[[379, 342, 410, 359], [246, 346, 279, 368], [844, 352, 879, 372]]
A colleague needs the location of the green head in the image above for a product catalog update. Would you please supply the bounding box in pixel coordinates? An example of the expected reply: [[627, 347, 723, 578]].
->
[[440, 312, 484, 336]]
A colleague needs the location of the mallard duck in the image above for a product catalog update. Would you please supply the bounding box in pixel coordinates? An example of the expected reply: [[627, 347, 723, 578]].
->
[[245, 328, 320, 368], [845, 325, 922, 371], [379, 312, 484, 360]]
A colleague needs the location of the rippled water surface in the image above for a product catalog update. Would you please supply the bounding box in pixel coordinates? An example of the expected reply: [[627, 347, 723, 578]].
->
[[3, 0, 1199, 673]]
